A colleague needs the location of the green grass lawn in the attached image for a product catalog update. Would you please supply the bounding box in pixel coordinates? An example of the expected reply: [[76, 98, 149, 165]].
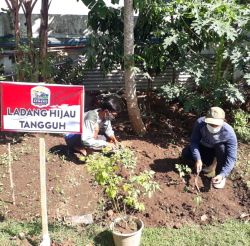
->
[[0, 219, 249, 246]]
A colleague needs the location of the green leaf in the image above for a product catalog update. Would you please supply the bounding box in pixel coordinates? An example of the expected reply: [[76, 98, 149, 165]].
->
[[80, 0, 98, 9], [111, 0, 120, 4]]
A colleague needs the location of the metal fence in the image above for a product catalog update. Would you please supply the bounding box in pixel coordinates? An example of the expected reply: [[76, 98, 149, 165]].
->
[[81, 67, 179, 91]]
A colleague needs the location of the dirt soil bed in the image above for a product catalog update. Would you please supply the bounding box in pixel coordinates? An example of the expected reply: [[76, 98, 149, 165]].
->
[[0, 107, 249, 229]]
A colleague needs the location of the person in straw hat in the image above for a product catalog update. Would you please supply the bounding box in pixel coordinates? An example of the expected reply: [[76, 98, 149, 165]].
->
[[182, 106, 237, 189]]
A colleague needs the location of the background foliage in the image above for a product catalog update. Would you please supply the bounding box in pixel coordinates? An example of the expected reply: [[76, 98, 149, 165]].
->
[[81, 0, 250, 114]]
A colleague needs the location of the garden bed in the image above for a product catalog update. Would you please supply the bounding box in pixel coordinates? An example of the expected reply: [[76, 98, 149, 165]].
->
[[0, 106, 249, 228]]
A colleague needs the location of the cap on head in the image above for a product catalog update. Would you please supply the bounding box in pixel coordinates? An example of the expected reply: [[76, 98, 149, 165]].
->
[[205, 107, 225, 126]]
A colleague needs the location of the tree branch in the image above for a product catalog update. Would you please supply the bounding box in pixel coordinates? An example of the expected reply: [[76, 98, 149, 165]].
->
[[4, 0, 12, 11], [48, 0, 52, 9], [18, 0, 25, 9], [21, 3, 26, 14], [31, 0, 38, 10]]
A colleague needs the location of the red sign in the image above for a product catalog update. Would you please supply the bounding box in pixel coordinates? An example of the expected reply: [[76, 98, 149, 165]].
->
[[0, 81, 84, 133]]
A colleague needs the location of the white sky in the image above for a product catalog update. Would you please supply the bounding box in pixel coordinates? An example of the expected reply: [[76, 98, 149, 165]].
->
[[0, 0, 123, 15]]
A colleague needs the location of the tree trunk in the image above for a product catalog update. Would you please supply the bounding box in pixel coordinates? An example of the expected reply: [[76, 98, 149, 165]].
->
[[24, 5, 33, 44], [26, 9, 35, 72], [22, 0, 38, 45], [13, 4, 20, 48], [5, 0, 23, 80], [39, 0, 49, 82], [23, 0, 38, 81], [14, 4, 25, 81], [124, 0, 146, 135]]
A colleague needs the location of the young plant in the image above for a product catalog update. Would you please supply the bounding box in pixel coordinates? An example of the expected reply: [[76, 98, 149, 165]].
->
[[175, 164, 192, 192], [247, 181, 250, 189], [85, 147, 160, 214], [0, 153, 9, 166], [175, 164, 192, 179], [193, 194, 203, 211]]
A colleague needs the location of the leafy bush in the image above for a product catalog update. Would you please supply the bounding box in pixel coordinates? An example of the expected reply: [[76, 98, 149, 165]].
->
[[158, 0, 250, 114], [160, 78, 247, 114], [244, 73, 250, 86], [85, 147, 160, 212], [160, 83, 185, 103], [51, 52, 86, 85], [15, 44, 40, 82], [232, 109, 250, 142]]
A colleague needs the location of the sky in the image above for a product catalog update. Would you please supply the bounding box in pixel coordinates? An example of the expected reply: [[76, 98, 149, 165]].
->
[[0, 0, 123, 15]]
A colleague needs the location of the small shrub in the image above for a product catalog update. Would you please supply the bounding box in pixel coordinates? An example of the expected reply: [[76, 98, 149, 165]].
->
[[51, 54, 86, 85], [232, 109, 250, 142], [85, 147, 160, 213], [159, 83, 184, 103]]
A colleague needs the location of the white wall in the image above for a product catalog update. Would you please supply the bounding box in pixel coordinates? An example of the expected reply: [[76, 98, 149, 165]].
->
[[0, 0, 123, 15], [0, 0, 88, 15]]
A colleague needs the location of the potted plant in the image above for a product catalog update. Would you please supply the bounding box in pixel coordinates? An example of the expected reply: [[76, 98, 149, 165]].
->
[[85, 147, 160, 246]]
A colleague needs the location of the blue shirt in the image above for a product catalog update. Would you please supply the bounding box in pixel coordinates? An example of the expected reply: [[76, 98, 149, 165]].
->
[[190, 117, 237, 177]]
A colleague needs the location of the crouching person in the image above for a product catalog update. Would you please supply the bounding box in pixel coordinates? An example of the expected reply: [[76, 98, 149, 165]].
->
[[65, 97, 123, 156], [182, 107, 237, 189]]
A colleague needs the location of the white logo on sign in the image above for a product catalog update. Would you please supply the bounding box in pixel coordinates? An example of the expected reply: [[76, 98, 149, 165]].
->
[[31, 86, 51, 108]]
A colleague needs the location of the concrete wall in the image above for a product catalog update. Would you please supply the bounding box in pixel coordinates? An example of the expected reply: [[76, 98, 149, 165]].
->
[[0, 13, 12, 37], [0, 13, 89, 38], [0, 13, 89, 76]]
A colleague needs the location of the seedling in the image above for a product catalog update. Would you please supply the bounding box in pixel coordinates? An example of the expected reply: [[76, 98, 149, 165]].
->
[[0, 153, 9, 166], [247, 181, 250, 189], [59, 154, 67, 163], [194, 194, 203, 211], [183, 185, 190, 193], [175, 164, 191, 184], [54, 186, 64, 196]]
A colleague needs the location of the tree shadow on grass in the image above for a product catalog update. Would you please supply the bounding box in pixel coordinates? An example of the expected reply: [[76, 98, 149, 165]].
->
[[1, 220, 41, 245], [48, 144, 84, 165], [0, 219, 114, 246], [93, 230, 114, 246]]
